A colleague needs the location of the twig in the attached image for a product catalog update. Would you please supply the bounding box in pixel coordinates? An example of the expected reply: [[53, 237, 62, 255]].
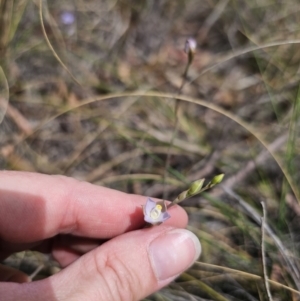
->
[[261, 201, 273, 301]]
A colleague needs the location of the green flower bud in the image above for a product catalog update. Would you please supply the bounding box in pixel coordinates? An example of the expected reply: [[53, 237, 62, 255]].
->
[[210, 174, 224, 185], [187, 178, 205, 196]]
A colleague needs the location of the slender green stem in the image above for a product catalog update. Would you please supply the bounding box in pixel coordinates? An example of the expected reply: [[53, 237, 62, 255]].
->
[[162, 47, 194, 201]]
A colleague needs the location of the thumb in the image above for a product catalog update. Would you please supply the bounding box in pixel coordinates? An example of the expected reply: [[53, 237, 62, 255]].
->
[[59, 226, 201, 301], [3, 226, 201, 301]]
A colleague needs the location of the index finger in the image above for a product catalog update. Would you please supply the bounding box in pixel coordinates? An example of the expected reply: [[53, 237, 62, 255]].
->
[[0, 171, 188, 243]]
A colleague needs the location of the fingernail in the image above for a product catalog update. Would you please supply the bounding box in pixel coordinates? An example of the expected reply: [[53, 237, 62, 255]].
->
[[149, 229, 201, 281]]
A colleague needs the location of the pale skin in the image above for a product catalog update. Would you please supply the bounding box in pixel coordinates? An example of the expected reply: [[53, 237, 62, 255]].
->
[[0, 171, 200, 301]]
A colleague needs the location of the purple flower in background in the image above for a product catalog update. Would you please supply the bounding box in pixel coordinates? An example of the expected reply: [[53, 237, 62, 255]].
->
[[143, 198, 171, 225], [184, 38, 197, 54], [61, 11, 75, 25]]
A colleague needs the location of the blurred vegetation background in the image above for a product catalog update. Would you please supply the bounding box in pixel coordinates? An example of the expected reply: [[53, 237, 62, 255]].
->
[[1, 0, 300, 300]]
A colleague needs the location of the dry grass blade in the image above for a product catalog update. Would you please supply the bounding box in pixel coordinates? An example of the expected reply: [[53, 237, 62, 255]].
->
[[198, 0, 229, 43], [0, 65, 9, 124], [180, 273, 230, 301], [63, 97, 139, 173], [3, 103, 32, 135], [38, 0, 82, 87], [97, 173, 183, 187], [0, 0, 13, 55], [194, 262, 300, 296], [86, 146, 184, 183], [222, 187, 300, 290], [136, 122, 206, 155], [261, 201, 273, 301], [215, 134, 288, 194], [187, 39, 300, 87]]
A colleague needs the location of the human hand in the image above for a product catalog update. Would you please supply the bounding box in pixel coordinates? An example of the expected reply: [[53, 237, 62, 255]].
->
[[0, 171, 201, 301]]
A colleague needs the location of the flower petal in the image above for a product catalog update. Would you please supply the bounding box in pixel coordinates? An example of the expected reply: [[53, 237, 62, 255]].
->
[[143, 198, 156, 215], [160, 211, 171, 222], [144, 214, 156, 224]]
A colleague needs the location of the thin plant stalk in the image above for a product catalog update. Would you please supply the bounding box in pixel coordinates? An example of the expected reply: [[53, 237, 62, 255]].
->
[[261, 201, 273, 301], [162, 38, 196, 201]]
